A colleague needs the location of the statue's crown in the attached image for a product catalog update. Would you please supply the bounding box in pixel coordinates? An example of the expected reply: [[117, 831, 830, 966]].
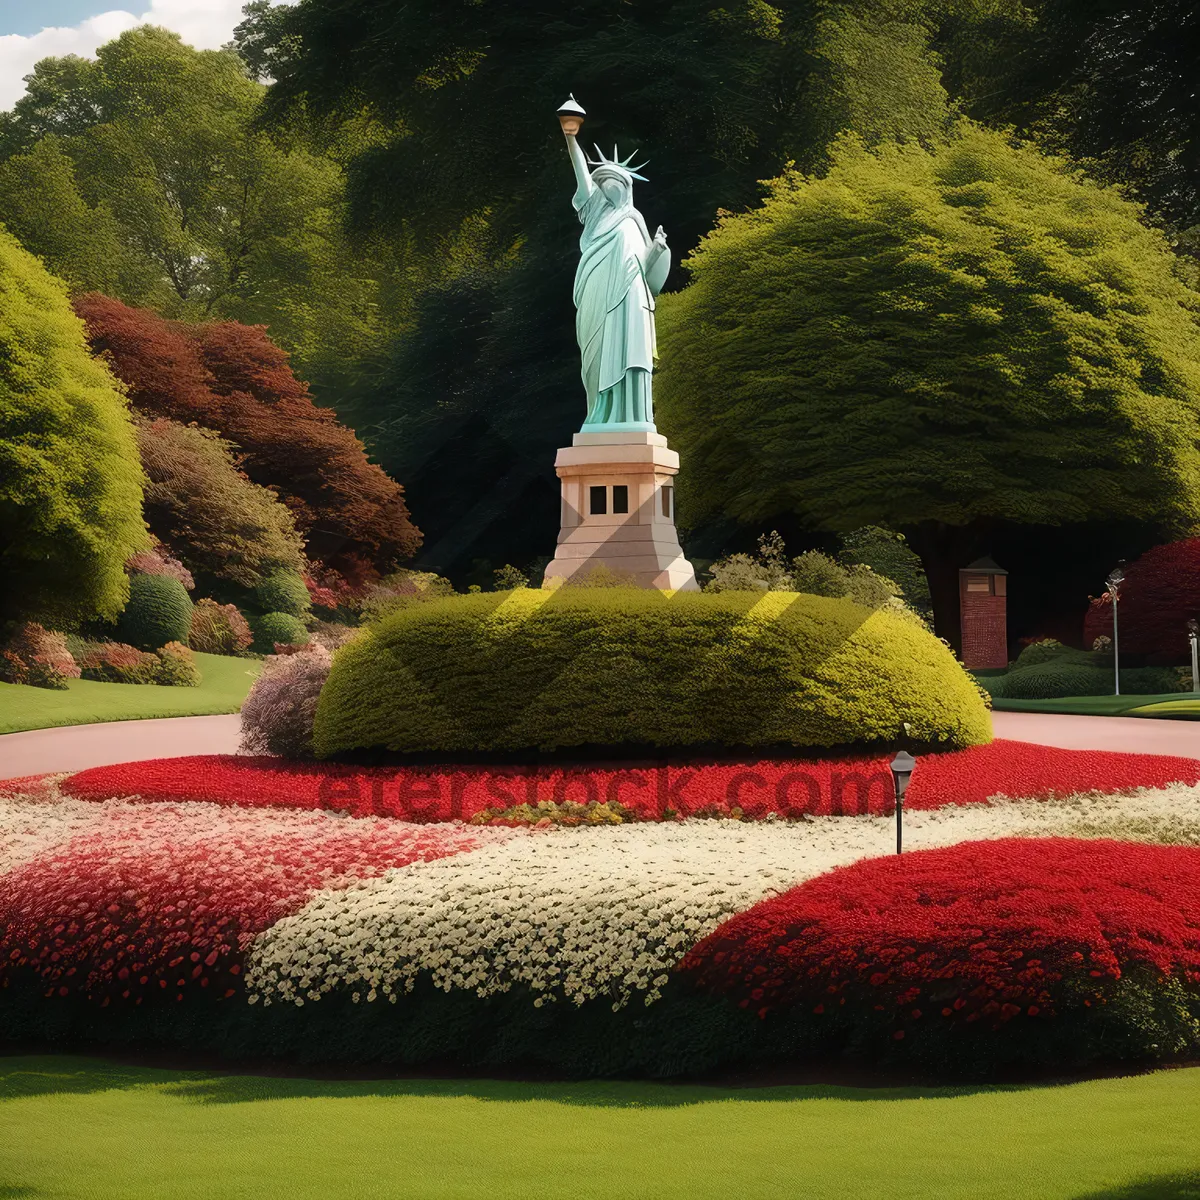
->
[[588, 143, 649, 182]]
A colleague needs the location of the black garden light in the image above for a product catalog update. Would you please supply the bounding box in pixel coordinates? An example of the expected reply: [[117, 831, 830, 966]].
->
[[890, 750, 916, 855]]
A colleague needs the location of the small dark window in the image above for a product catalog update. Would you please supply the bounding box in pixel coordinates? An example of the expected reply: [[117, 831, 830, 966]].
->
[[612, 485, 629, 514], [589, 485, 607, 515], [662, 485, 673, 518]]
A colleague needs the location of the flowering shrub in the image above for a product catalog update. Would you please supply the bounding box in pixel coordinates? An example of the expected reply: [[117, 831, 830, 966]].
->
[[1083, 539, 1200, 659], [240, 644, 333, 758], [77, 641, 160, 684], [75, 640, 201, 686], [125, 541, 195, 591], [308, 621, 359, 652], [0, 793, 517, 1007], [59, 740, 1200, 822], [678, 838, 1200, 1068], [155, 641, 201, 687], [188, 598, 253, 656], [0, 623, 80, 690]]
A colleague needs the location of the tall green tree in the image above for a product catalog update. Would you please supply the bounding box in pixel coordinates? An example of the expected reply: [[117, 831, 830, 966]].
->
[[0, 229, 147, 628], [654, 126, 1200, 641], [0, 26, 384, 391]]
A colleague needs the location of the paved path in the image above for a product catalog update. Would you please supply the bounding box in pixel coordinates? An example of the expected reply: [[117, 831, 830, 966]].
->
[[0, 711, 1196, 780], [0, 714, 241, 779], [991, 710, 1199, 758]]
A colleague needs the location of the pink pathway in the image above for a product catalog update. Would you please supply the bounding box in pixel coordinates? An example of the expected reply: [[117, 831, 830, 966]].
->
[[0, 711, 1196, 780], [991, 710, 1199, 758], [0, 714, 240, 778]]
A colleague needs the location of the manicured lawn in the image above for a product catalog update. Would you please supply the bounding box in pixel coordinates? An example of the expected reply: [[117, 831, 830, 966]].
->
[[2, 1056, 1200, 1199], [990, 692, 1200, 719], [0, 653, 260, 734]]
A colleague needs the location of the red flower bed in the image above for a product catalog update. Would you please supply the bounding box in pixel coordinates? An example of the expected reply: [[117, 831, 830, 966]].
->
[[55, 740, 1200, 822], [0, 807, 510, 1006], [0, 774, 54, 799], [679, 838, 1200, 1031]]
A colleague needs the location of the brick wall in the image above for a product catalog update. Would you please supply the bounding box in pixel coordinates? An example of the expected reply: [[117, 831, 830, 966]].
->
[[961, 593, 1008, 669]]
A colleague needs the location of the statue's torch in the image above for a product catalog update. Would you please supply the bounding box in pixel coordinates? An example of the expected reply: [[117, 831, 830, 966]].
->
[[557, 94, 586, 136]]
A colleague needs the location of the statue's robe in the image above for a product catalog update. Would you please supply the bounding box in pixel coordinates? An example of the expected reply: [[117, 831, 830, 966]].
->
[[573, 182, 658, 427]]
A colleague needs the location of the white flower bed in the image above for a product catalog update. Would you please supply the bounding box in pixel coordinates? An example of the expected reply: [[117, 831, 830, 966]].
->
[[246, 783, 1200, 1011]]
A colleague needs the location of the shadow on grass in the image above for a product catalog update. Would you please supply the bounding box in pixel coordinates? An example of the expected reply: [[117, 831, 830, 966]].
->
[[1073, 1175, 1200, 1199], [0, 1054, 1073, 1108]]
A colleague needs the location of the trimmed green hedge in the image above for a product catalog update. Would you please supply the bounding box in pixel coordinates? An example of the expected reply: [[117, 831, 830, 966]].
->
[[1012, 639, 1073, 669], [255, 569, 311, 618], [114, 574, 193, 650], [984, 659, 1180, 700], [2, 967, 1192, 1080], [250, 611, 309, 653], [313, 589, 991, 757]]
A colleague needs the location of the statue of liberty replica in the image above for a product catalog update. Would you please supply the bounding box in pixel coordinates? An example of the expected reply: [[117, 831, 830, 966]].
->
[[566, 121, 669, 430], [542, 96, 698, 590]]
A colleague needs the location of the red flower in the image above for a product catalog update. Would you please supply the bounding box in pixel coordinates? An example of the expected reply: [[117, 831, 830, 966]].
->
[[679, 839, 1200, 1028], [52, 740, 1200, 823]]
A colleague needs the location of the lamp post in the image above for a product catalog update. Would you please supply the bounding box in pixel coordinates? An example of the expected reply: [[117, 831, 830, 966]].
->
[[1107, 565, 1125, 695], [1189, 619, 1199, 694], [890, 750, 916, 855]]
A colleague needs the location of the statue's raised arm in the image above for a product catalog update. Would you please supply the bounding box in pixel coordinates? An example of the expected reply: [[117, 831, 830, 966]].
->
[[555, 96, 665, 433]]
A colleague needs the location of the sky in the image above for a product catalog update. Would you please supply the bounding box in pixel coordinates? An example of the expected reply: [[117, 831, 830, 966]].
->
[[0, 0, 268, 110]]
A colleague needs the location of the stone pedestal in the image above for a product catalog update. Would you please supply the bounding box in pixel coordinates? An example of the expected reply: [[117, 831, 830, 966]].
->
[[542, 431, 699, 590]]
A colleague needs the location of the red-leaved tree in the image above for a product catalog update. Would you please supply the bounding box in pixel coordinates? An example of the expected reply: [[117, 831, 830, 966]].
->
[[74, 294, 421, 581], [1083, 539, 1200, 659]]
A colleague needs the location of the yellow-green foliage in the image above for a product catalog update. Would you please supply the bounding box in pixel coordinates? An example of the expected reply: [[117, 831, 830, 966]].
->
[[313, 589, 991, 757], [656, 125, 1200, 537], [0, 227, 147, 626]]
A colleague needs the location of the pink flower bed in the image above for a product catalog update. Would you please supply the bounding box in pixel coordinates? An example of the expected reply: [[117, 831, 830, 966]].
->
[[0, 804, 517, 1005], [53, 740, 1200, 822]]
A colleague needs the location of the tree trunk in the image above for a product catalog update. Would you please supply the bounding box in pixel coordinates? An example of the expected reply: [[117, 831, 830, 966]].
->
[[906, 522, 983, 654]]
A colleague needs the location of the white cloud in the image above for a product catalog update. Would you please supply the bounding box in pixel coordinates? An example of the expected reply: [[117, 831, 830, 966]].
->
[[0, 0, 254, 111]]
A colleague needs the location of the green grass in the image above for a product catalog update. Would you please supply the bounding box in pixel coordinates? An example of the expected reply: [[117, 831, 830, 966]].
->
[[989, 692, 1200, 719], [0, 654, 260, 735], [3, 1056, 1200, 1199]]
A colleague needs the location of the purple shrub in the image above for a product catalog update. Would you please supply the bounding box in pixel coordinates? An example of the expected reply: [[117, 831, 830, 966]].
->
[[239, 643, 333, 758]]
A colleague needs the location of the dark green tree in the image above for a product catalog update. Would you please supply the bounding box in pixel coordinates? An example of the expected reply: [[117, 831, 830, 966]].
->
[[939, 0, 1200, 237], [655, 126, 1200, 642], [236, 0, 987, 579]]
